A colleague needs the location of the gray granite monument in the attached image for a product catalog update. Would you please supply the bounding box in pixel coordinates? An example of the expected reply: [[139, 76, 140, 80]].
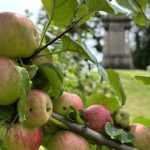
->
[[102, 15, 133, 69]]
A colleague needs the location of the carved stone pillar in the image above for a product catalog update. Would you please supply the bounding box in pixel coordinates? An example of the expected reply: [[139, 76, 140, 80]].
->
[[102, 15, 133, 69]]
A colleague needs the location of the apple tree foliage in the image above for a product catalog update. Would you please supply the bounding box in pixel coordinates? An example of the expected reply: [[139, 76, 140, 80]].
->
[[38, 0, 150, 107], [0, 0, 150, 149]]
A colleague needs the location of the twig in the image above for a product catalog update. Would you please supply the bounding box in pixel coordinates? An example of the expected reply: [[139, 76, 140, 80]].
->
[[31, 13, 88, 57], [52, 113, 137, 150], [11, 113, 19, 125]]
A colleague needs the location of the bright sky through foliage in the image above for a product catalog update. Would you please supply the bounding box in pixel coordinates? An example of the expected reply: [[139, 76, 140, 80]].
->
[[0, 0, 42, 22]]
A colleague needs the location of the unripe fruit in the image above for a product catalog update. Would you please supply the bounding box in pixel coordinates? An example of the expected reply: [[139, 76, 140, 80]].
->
[[5, 123, 43, 150], [83, 104, 112, 132], [113, 109, 130, 129], [129, 124, 150, 150], [53, 92, 83, 116], [0, 57, 20, 105], [0, 12, 39, 58], [23, 90, 53, 128], [47, 130, 90, 150]]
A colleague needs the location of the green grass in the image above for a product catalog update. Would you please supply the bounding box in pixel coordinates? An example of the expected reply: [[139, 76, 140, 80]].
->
[[116, 70, 150, 120]]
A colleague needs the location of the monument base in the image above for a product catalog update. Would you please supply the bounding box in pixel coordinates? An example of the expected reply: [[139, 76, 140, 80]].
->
[[102, 55, 133, 69]]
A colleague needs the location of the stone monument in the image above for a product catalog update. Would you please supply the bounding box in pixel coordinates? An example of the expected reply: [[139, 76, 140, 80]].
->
[[102, 15, 133, 69]]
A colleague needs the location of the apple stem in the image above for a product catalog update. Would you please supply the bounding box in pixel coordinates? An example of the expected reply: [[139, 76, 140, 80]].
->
[[11, 113, 19, 125], [52, 113, 137, 150]]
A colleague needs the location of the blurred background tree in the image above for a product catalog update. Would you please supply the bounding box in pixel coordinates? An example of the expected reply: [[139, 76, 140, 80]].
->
[[132, 24, 150, 69]]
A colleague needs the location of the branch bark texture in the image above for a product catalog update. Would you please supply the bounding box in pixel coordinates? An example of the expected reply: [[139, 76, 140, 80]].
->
[[52, 113, 137, 150]]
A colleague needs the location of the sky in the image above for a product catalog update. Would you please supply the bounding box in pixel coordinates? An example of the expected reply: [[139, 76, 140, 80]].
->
[[0, 0, 42, 23]]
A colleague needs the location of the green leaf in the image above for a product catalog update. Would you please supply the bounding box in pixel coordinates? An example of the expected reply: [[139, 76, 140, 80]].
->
[[106, 69, 126, 106], [132, 116, 150, 128], [86, 0, 115, 14], [24, 65, 38, 79], [66, 107, 84, 125], [105, 123, 134, 144], [109, 3, 127, 15], [62, 35, 108, 81], [42, 0, 78, 27], [16, 66, 31, 123], [133, 13, 149, 26], [41, 0, 54, 20], [116, 131, 135, 144], [39, 63, 63, 99], [135, 0, 148, 11], [105, 123, 122, 138], [115, 0, 136, 12], [134, 75, 150, 85], [116, 0, 148, 15], [76, 4, 94, 25], [62, 35, 94, 62]]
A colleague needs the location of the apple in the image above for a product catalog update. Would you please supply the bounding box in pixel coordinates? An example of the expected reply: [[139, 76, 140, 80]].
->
[[83, 104, 112, 132], [53, 92, 84, 116], [23, 90, 53, 128], [47, 130, 90, 150], [4, 123, 43, 150], [129, 123, 150, 150], [113, 109, 130, 129], [0, 12, 39, 58], [0, 57, 21, 105]]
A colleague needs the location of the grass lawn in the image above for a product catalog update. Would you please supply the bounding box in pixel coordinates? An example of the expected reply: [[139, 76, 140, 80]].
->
[[116, 70, 150, 121]]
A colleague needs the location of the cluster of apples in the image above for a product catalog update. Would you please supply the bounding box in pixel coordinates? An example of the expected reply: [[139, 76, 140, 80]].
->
[[0, 12, 53, 150], [0, 12, 150, 150], [45, 92, 150, 150]]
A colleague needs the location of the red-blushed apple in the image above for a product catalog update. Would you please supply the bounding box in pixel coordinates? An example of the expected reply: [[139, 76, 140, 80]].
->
[[47, 130, 90, 150], [83, 104, 112, 132], [5, 123, 43, 150], [53, 92, 84, 116], [113, 109, 130, 129], [23, 90, 53, 128], [0, 57, 21, 105], [129, 123, 150, 150], [0, 12, 39, 58]]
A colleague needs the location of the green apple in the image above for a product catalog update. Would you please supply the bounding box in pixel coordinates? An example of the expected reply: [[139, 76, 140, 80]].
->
[[53, 92, 84, 116], [0, 57, 21, 105], [113, 109, 130, 129], [23, 90, 53, 128], [0, 12, 39, 58], [129, 124, 150, 150], [83, 104, 112, 132], [5, 123, 43, 150], [47, 130, 90, 150]]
